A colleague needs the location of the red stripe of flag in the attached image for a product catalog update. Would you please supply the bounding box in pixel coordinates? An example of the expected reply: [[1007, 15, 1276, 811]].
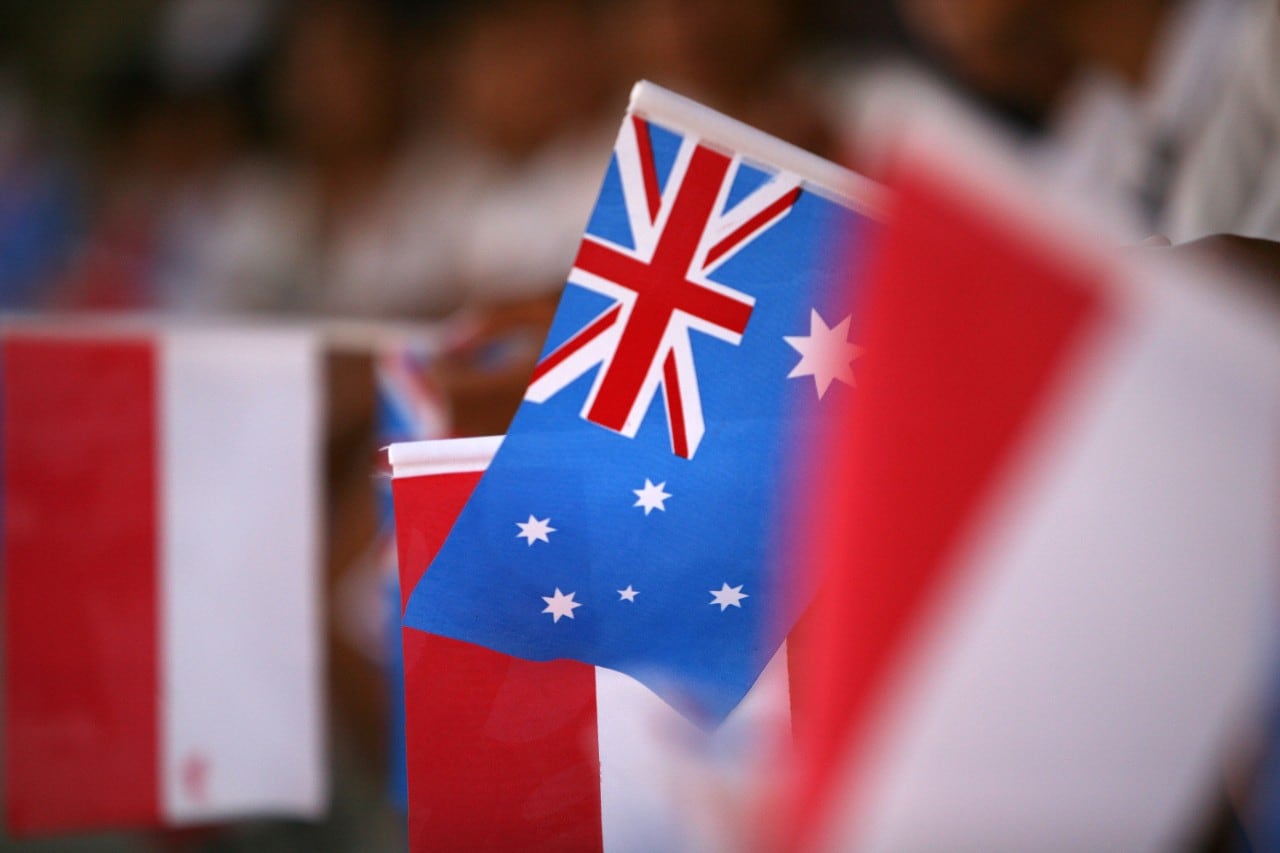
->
[[662, 350, 690, 458], [530, 304, 621, 385], [705, 186, 802, 268], [394, 471, 603, 851], [633, 115, 663, 223], [3, 336, 161, 834]]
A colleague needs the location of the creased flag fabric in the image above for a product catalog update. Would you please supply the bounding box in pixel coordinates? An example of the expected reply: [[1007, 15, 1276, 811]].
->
[[2, 324, 325, 835], [391, 437, 795, 851], [401, 82, 879, 723], [785, 127, 1280, 851]]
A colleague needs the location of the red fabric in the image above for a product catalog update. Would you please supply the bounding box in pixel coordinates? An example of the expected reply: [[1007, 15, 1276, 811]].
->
[[788, 169, 1105, 846], [394, 471, 482, 613], [3, 336, 161, 834], [394, 471, 603, 851]]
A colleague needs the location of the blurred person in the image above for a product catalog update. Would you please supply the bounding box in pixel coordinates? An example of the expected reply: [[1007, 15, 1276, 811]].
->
[[56, 0, 270, 313], [427, 0, 613, 303], [412, 0, 619, 435], [149, 0, 461, 319], [107, 0, 461, 320], [894, 0, 1082, 125], [1166, 0, 1280, 244], [892, 0, 1263, 236], [611, 0, 838, 158], [258, 0, 462, 318], [58, 64, 253, 309]]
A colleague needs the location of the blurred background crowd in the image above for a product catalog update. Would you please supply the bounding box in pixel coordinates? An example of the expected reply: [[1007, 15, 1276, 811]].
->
[[0, 0, 905, 321], [4, 0, 1279, 849], [4, 0, 1277, 325], [7, 0, 1277, 318]]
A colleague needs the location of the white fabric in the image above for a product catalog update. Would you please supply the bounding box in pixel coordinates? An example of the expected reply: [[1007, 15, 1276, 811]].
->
[[596, 647, 792, 852], [160, 328, 325, 822], [445, 126, 615, 303], [1167, 1, 1280, 241], [1039, 0, 1261, 238]]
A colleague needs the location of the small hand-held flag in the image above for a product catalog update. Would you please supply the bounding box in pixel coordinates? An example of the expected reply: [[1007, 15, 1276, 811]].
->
[[391, 436, 797, 851], [2, 322, 325, 834], [400, 82, 880, 723], [782, 111, 1280, 852]]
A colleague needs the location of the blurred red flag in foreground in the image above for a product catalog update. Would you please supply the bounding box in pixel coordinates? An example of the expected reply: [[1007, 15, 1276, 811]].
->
[[781, 144, 1280, 850]]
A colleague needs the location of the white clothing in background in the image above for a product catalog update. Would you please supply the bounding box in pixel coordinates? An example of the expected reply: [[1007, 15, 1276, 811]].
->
[[1167, 0, 1280, 241], [1039, 0, 1261, 238]]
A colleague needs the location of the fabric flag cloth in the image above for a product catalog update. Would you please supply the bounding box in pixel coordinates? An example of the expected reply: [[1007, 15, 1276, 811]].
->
[[2, 323, 326, 835], [372, 343, 449, 811], [391, 436, 795, 851], [401, 81, 880, 724], [783, 122, 1280, 850]]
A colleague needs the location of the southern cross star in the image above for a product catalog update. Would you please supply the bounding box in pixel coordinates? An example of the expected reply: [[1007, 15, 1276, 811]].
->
[[632, 479, 671, 515], [516, 515, 556, 546], [542, 588, 582, 622], [784, 308, 860, 399], [617, 585, 639, 602], [709, 582, 749, 611]]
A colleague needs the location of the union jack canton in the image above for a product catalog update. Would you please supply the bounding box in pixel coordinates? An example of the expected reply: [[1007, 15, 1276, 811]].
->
[[527, 115, 803, 459], [402, 94, 877, 724]]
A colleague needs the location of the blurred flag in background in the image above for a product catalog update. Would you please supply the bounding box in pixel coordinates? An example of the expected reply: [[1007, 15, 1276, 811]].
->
[[371, 342, 448, 812], [2, 323, 325, 835]]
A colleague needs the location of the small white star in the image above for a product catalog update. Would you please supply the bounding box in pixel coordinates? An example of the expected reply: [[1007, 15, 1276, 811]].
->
[[516, 515, 556, 546], [541, 588, 582, 622], [633, 479, 671, 515], [618, 585, 639, 602], [709, 582, 749, 611], [784, 309, 860, 399]]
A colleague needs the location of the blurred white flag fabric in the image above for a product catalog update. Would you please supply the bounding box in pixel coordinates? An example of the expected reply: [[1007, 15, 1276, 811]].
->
[[2, 323, 325, 835]]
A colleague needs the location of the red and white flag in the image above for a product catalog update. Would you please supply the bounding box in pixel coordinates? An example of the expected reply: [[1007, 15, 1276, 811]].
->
[[390, 436, 799, 851], [784, 129, 1280, 850], [2, 324, 325, 835]]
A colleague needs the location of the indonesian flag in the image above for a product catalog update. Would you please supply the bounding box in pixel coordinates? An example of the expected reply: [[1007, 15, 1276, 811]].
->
[[2, 324, 326, 835], [783, 133, 1280, 849], [390, 436, 799, 851]]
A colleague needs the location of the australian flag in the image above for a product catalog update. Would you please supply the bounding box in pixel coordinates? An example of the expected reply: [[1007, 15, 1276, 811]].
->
[[403, 91, 877, 723]]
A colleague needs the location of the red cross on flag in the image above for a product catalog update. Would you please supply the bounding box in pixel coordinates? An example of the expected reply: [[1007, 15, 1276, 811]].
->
[[526, 114, 803, 459]]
